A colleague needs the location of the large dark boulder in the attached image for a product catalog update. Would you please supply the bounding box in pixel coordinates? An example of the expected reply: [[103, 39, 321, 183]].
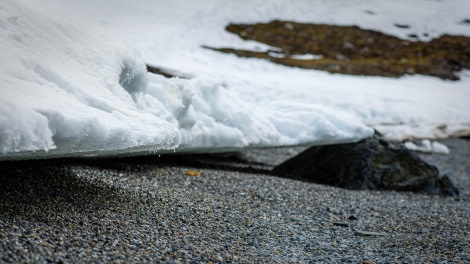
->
[[272, 131, 459, 196]]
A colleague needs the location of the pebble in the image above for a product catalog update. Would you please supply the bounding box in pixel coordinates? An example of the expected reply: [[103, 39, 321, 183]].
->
[[354, 231, 388, 237], [348, 215, 358, 220], [0, 138, 469, 263], [290, 216, 307, 222]]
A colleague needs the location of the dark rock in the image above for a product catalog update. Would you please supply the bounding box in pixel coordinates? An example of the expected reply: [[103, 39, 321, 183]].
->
[[271, 131, 459, 196], [146, 64, 192, 79], [354, 231, 388, 237], [333, 222, 349, 227], [394, 24, 410, 29]]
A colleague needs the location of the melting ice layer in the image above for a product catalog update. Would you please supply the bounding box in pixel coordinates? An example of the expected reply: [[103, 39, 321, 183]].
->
[[0, 0, 373, 159], [0, 0, 179, 158]]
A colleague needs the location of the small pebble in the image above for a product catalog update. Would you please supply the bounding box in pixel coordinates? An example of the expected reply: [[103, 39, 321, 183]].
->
[[333, 222, 348, 227], [354, 231, 388, 237], [348, 215, 358, 220]]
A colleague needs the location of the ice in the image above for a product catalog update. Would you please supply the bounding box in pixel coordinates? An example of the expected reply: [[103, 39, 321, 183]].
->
[[0, 0, 374, 160], [0, 101, 53, 153], [143, 74, 372, 152], [51, 0, 469, 143], [0, 0, 180, 158], [404, 140, 450, 154], [1, 0, 470, 160]]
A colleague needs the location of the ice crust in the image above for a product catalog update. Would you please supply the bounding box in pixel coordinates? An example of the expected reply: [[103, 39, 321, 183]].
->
[[0, 0, 180, 158], [2, 0, 470, 159], [0, 0, 375, 159]]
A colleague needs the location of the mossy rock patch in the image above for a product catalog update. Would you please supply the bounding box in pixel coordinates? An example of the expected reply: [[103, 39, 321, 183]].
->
[[205, 20, 470, 80]]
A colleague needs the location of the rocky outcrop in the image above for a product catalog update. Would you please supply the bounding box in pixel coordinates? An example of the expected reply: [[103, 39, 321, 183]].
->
[[272, 131, 459, 196]]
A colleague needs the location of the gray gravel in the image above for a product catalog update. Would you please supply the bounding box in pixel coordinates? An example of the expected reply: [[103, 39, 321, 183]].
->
[[1, 137, 469, 263]]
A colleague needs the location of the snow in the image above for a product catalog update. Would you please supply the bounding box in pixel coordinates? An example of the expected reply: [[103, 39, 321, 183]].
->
[[404, 140, 450, 155], [1, 0, 470, 159], [267, 52, 323, 60], [0, 0, 179, 158]]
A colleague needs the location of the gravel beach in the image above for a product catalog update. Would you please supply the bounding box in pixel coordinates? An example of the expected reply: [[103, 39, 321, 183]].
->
[[1, 137, 469, 263]]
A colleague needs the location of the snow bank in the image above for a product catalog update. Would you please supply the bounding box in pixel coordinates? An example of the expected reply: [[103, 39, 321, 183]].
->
[[3, 0, 470, 160], [0, 0, 373, 159], [0, 0, 180, 158], [144, 75, 371, 152], [126, 0, 467, 142], [44, 0, 470, 143]]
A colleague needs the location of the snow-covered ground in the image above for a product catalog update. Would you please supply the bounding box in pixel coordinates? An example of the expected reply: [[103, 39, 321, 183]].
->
[[1, 0, 469, 159]]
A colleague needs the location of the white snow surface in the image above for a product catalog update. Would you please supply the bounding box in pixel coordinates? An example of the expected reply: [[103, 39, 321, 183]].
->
[[0, 0, 181, 159], [404, 140, 450, 155], [1, 0, 470, 159]]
